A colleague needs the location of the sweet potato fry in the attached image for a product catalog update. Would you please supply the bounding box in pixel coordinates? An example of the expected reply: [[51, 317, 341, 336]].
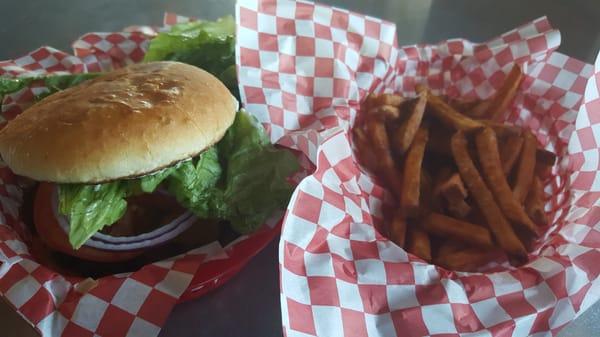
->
[[417, 86, 484, 131], [435, 246, 500, 272], [366, 119, 403, 196], [426, 123, 453, 156], [394, 91, 428, 154], [451, 131, 527, 259], [481, 120, 522, 139], [423, 212, 494, 247], [365, 93, 405, 108], [488, 65, 524, 120], [448, 98, 482, 114], [513, 131, 537, 203], [407, 227, 432, 262], [436, 240, 463, 258], [368, 104, 401, 120], [435, 173, 467, 200], [389, 210, 407, 247], [475, 128, 538, 236], [500, 134, 524, 175], [353, 127, 378, 172], [525, 176, 547, 226], [474, 64, 523, 120], [434, 173, 471, 218], [536, 148, 556, 167], [401, 128, 429, 217], [535, 148, 556, 177], [446, 198, 472, 219], [420, 169, 440, 212], [468, 99, 493, 118]]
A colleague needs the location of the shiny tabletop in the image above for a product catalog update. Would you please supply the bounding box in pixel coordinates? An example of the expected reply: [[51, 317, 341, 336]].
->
[[1, 1, 599, 337]]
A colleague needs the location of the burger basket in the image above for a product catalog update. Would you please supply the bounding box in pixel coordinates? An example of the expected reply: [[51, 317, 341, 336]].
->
[[239, 0, 597, 336], [0, 9, 311, 337], [0, 0, 599, 336]]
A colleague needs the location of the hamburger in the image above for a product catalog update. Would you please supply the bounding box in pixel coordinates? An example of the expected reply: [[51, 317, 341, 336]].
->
[[0, 61, 298, 264]]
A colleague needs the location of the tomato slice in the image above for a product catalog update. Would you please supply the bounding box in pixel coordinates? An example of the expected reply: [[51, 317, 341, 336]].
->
[[34, 182, 142, 263]]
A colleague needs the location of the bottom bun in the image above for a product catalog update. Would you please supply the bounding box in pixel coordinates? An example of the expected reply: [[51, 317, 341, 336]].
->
[[34, 182, 143, 262]]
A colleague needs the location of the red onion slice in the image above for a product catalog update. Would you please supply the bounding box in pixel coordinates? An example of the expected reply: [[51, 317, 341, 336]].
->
[[52, 186, 196, 251]]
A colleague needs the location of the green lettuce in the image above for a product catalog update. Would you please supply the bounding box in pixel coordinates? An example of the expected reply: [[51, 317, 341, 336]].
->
[[164, 147, 223, 218], [59, 182, 129, 249], [217, 111, 298, 233], [143, 16, 238, 98], [59, 110, 299, 248], [0, 73, 100, 104]]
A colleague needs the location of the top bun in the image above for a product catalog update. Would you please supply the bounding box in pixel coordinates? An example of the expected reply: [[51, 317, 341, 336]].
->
[[0, 61, 237, 183]]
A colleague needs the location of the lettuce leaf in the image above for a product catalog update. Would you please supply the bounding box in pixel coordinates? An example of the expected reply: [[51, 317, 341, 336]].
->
[[37, 73, 100, 101], [217, 111, 298, 233], [165, 147, 223, 218], [143, 16, 238, 98], [59, 182, 129, 249], [0, 77, 34, 103], [162, 111, 299, 233], [0, 73, 100, 104]]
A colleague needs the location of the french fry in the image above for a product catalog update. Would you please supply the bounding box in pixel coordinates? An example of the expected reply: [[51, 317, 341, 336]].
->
[[417, 86, 485, 131], [448, 98, 482, 114], [468, 99, 493, 118], [488, 65, 524, 120], [436, 240, 463, 257], [389, 210, 407, 247], [434, 173, 471, 218], [353, 127, 378, 172], [446, 197, 472, 219], [368, 104, 401, 120], [433, 167, 453, 188], [435, 246, 500, 272], [423, 212, 494, 247], [525, 176, 547, 226], [500, 134, 524, 175], [366, 119, 403, 196], [365, 93, 405, 108], [426, 123, 453, 156], [475, 128, 538, 236], [394, 91, 428, 154], [536, 148, 556, 167], [513, 131, 537, 203], [435, 173, 467, 200], [535, 148, 556, 177], [481, 120, 522, 138], [451, 131, 527, 259], [420, 169, 440, 212], [401, 128, 429, 217], [407, 227, 432, 262], [471, 65, 524, 120]]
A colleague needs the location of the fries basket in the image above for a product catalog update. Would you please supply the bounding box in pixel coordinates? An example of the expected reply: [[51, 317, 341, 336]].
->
[[241, 0, 595, 335], [0, 12, 310, 337]]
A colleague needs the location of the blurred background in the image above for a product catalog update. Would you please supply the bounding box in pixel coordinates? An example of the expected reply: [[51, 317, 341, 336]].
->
[[1, 0, 599, 63], [1, 1, 599, 337]]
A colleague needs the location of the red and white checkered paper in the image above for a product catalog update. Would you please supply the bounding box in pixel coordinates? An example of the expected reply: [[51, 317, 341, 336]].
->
[[235, 0, 600, 336], [0, 13, 300, 337]]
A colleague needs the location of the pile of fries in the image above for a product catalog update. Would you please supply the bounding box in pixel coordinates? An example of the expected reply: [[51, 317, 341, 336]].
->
[[353, 65, 556, 271]]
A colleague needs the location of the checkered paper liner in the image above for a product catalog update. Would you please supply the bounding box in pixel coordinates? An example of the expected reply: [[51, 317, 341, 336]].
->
[[0, 12, 305, 337], [235, 0, 600, 336]]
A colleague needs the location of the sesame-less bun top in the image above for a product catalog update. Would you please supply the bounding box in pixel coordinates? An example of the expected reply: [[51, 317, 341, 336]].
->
[[0, 61, 238, 183]]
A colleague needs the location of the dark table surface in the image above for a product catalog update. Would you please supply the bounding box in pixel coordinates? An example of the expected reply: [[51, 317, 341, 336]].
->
[[1, 1, 599, 337]]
